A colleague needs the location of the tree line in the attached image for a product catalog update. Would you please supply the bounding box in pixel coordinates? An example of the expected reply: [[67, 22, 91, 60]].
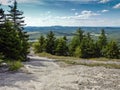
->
[[34, 28, 120, 59], [0, 1, 29, 61]]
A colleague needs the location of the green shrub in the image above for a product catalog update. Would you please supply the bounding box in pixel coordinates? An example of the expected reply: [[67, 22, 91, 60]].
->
[[9, 61, 23, 71]]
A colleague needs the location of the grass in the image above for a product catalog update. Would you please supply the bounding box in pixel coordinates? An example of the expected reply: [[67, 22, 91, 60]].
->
[[63, 60, 120, 69], [37, 52, 120, 69], [7, 60, 23, 71], [0, 59, 3, 63], [37, 52, 120, 61], [37, 52, 80, 61], [89, 57, 120, 62]]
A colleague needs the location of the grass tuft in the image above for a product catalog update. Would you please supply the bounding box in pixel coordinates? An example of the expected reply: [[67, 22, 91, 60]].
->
[[8, 61, 23, 71]]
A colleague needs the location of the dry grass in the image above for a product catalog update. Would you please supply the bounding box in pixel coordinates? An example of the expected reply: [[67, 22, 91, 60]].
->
[[37, 52, 120, 69], [63, 60, 120, 69], [37, 52, 78, 60]]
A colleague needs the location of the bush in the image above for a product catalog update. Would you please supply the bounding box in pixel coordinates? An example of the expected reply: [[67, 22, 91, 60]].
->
[[103, 40, 120, 59], [74, 46, 81, 58], [9, 61, 23, 71], [33, 42, 40, 53]]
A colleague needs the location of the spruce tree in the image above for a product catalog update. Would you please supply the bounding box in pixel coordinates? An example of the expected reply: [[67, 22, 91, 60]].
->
[[38, 35, 46, 52], [7, 0, 29, 61], [103, 40, 120, 59], [46, 31, 56, 54], [0, 21, 22, 60], [0, 8, 5, 26], [69, 28, 84, 56], [97, 29, 107, 56], [74, 33, 99, 58], [0, 7, 5, 57], [55, 36, 68, 56]]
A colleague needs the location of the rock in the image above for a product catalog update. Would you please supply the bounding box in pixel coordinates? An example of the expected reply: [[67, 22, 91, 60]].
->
[[0, 63, 9, 73]]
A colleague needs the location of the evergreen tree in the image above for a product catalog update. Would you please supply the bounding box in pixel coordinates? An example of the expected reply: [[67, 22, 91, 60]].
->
[[55, 36, 68, 56], [7, 0, 25, 27], [33, 42, 40, 53], [38, 35, 46, 52], [103, 40, 120, 59], [7, 0, 29, 61], [46, 31, 56, 54], [74, 33, 99, 58], [0, 21, 22, 60], [0, 7, 5, 57], [69, 28, 84, 56], [0, 8, 5, 26], [97, 29, 107, 56]]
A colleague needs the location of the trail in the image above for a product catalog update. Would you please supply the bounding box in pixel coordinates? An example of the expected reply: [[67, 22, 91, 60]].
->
[[0, 55, 120, 90]]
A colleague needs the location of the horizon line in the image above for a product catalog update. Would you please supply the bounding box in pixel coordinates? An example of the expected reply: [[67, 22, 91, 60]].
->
[[25, 25, 120, 27]]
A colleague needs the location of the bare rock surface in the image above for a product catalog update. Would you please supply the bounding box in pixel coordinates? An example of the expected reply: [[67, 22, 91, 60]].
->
[[0, 55, 120, 90]]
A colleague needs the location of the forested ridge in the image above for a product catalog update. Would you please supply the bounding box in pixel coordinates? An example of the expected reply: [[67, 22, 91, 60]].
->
[[34, 28, 120, 59]]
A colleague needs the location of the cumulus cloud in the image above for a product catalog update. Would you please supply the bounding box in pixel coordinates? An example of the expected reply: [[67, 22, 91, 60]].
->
[[113, 3, 120, 9], [101, 9, 109, 13], [80, 10, 100, 18], [54, 10, 100, 21], [99, 0, 110, 3]]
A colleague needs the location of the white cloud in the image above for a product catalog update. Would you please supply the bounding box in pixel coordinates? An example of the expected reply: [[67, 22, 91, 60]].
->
[[99, 0, 110, 3], [101, 9, 109, 13], [0, 0, 13, 5], [25, 16, 120, 26], [75, 12, 78, 15], [80, 10, 100, 18], [113, 3, 120, 9], [71, 9, 76, 11], [54, 10, 100, 20], [0, 0, 39, 5]]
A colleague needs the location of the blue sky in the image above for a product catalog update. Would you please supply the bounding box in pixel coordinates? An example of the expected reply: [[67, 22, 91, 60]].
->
[[0, 0, 120, 26]]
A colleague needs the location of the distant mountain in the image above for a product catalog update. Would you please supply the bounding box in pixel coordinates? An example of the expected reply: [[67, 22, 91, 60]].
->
[[25, 26, 120, 43], [24, 26, 120, 33]]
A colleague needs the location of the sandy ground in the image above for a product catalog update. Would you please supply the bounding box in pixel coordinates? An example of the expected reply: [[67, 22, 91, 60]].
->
[[0, 55, 120, 90]]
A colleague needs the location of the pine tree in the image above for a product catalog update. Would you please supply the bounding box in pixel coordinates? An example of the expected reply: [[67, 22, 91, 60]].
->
[[97, 29, 107, 56], [98, 29, 107, 48], [0, 8, 5, 26], [69, 28, 84, 56], [103, 40, 120, 59], [55, 36, 68, 56], [46, 31, 56, 54], [7, 0, 29, 61], [0, 21, 22, 60], [0, 7, 5, 57], [38, 35, 46, 52], [7, 1, 25, 27], [74, 33, 99, 58]]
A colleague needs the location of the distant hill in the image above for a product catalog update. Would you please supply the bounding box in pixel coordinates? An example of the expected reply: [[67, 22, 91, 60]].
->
[[25, 26, 120, 32], [24, 26, 120, 44]]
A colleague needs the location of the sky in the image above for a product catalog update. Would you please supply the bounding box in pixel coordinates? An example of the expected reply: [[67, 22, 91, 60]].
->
[[0, 0, 120, 26]]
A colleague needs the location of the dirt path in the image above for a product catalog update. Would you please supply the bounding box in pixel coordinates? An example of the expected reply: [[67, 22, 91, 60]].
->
[[0, 55, 120, 90]]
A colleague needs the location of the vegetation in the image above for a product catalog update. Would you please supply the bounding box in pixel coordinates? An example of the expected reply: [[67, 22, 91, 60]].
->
[[8, 61, 23, 71], [0, 1, 119, 72], [46, 31, 56, 54], [34, 29, 120, 59], [55, 36, 68, 56], [0, 1, 29, 70], [103, 40, 120, 59], [37, 52, 120, 69]]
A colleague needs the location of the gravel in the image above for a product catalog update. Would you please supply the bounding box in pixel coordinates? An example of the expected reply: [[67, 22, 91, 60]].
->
[[0, 55, 120, 90]]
